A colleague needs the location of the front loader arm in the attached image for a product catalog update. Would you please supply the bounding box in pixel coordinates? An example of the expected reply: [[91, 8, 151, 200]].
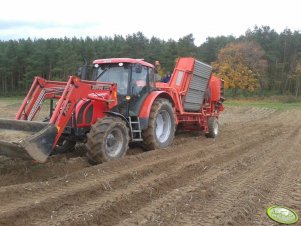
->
[[11, 76, 117, 162], [48, 76, 118, 148]]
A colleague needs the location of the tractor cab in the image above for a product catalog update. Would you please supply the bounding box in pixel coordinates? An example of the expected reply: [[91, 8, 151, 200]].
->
[[92, 58, 156, 116]]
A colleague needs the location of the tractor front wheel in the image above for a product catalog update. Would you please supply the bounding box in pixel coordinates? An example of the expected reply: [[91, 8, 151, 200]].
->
[[206, 117, 219, 138], [142, 99, 175, 150], [86, 117, 130, 164]]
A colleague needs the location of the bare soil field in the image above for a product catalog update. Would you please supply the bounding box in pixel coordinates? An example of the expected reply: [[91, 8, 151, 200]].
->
[[0, 100, 300, 226]]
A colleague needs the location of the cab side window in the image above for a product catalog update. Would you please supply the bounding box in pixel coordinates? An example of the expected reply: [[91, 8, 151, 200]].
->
[[132, 66, 147, 96], [148, 68, 155, 90]]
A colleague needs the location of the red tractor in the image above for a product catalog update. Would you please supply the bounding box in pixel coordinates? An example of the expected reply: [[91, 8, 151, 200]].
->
[[0, 57, 224, 164]]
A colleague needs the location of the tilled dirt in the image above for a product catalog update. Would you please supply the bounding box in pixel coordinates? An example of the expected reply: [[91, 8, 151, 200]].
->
[[0, 130, 34, 141], [0, 105, 301, 225]]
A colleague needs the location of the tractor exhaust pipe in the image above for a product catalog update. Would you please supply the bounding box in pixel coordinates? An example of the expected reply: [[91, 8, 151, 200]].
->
[[0, 119, 57, 162]]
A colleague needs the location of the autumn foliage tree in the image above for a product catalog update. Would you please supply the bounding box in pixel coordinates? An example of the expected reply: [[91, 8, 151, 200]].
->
[[213, 41, 267, 94]]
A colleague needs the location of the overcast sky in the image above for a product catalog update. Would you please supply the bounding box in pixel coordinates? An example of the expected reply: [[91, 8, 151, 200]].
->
[[0, 0, 300, 45]]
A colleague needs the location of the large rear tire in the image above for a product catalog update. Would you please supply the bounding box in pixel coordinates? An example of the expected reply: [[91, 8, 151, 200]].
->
[[206, 117, 219, 138], [142, 99, 175, 150], [85, 117, 130, 164]]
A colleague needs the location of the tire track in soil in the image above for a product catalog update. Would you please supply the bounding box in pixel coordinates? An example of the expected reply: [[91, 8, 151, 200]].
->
[[0, 106, 274, 188], [0, 107, 300, 226], [48, 120, 286, 226], [251, 118, 301, 226], [220, 122, 301, 226], [139, 109, 301, 226], [0, 109, 286, 224], [117, 112, 298, 226], [0, 114, 279, 203], [29, 124, 286, 225], [0, 107, 275, 187], [0, 155, 90, 187], [0, 120, 281, 226], [0, 129, 208, 187]]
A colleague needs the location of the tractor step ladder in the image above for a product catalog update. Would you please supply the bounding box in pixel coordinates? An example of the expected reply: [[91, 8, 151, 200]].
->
[[128, 116, 143, 141]]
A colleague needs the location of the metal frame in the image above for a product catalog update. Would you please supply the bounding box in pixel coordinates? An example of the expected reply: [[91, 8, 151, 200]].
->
[[16, 76, 118, 150]]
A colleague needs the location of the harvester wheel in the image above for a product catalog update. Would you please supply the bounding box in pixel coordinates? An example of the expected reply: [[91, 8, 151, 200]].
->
[[85, 117, 129, 164], [142, 99, 175, 150], [206, 117, 219, 138]]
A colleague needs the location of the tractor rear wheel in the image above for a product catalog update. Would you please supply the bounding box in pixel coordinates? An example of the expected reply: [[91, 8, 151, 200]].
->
[[142, 99, 175, 150], [206, 117, 219, 138], [86, 117, 130, 164]]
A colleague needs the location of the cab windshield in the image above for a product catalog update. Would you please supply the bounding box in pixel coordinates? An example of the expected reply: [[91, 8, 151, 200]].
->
[[95, 64, 129, 95]]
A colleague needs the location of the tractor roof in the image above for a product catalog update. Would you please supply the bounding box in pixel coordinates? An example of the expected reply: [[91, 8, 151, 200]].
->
[[93, 58, 155, 68]]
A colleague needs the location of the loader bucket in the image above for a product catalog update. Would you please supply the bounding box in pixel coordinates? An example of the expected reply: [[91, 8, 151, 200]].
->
[[0, 119, 57, 162]]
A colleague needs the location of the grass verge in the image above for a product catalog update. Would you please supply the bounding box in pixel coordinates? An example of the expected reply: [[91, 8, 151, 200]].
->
[[225, 97, 301, 110]]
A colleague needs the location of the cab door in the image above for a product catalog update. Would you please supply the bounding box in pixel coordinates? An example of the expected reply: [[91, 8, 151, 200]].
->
[[128, 65, 155, 116]]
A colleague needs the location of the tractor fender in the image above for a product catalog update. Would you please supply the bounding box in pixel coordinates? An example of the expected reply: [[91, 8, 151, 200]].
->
[[139, 91, 174, 129], [104, 111, 129, 126]]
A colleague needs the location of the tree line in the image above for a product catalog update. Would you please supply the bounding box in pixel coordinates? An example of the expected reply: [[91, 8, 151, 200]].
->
[[0, 26, 300, 96]]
